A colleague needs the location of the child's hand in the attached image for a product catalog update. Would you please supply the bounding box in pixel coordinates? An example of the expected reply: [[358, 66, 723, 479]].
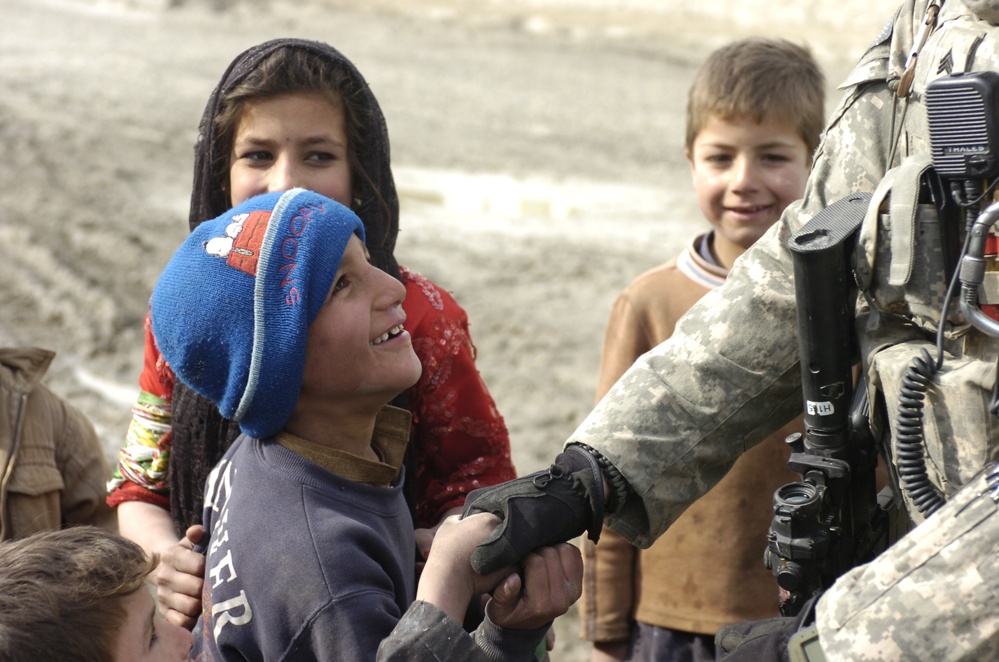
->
[[414, 507, 465, 577], [416, 513, 516, 622], [155, 524, 206, 629], [486, 542, 583, 631]]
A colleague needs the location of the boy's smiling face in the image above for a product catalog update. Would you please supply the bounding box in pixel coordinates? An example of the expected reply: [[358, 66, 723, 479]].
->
[[297, 235, 422, 413], [229, 92, 353, 208], [687, 112, 810, 268]]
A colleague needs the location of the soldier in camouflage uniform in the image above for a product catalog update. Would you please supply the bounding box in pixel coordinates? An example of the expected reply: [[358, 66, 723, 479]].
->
[[464, 1, 999, 659]]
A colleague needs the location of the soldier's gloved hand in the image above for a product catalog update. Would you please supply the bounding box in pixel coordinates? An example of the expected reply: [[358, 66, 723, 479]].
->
[[461, 444, 606, 574]]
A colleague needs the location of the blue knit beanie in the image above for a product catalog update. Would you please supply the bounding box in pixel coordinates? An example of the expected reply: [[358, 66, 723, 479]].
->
[[151, 189, 365, 439]]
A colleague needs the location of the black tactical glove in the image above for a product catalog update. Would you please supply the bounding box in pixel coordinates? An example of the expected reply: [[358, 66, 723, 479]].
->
[[715, 595, 819, 661], [461, 444, 606, 574]]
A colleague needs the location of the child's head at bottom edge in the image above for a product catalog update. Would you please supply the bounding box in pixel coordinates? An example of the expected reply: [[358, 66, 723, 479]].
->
[[0, 526, 193, 662], [151, 188, 422, 441]]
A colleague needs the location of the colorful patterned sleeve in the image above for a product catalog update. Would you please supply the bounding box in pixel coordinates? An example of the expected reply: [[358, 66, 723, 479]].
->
[[400, 268, 517, 528], [105, 310, 174, 509]]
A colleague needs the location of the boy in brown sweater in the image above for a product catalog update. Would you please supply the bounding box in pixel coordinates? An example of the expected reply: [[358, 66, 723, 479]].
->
[[581, 37, 825, 662]]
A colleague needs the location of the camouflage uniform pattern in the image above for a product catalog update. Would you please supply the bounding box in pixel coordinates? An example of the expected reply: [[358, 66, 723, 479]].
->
[[816, 464, 999, 661], [565, 0, 999, 657]]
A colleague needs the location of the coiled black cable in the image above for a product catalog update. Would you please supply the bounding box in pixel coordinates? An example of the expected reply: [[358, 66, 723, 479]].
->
[[895, 348, 946, 517], [892, 180, 999, 518]]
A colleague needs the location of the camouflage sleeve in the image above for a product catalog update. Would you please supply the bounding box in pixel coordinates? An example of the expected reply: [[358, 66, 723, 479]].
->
[[567, 4, 915, 548], [566, 217, 805, 548]]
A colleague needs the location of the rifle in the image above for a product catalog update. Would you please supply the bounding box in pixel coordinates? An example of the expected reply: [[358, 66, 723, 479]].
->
[[763, 192, 892, 616]]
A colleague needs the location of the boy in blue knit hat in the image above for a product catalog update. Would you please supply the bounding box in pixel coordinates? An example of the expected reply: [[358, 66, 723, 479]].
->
[[150, 188, 581, 661]]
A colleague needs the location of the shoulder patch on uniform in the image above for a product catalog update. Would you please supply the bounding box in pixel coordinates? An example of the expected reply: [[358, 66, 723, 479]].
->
[[937, 49, 954, 75]]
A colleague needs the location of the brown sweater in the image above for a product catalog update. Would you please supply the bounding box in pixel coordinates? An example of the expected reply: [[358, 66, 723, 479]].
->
[[580, 235, 802, 640]]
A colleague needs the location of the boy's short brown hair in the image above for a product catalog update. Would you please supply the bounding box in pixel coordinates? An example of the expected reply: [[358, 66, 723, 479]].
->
[[685, 37, 826, 157], [0, 526, 157, 662]]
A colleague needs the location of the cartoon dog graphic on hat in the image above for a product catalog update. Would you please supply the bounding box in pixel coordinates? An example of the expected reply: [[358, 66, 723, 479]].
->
[[203, 210, 271, 276]]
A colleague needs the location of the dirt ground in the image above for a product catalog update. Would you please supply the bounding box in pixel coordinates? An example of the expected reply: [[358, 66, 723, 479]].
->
[[0, 0, 897, 658]]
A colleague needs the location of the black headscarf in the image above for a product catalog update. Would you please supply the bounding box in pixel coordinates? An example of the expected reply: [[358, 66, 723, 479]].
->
[[170, 39, 406, 534]]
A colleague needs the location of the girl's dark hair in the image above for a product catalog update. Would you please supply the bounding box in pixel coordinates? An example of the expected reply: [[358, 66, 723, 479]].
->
[[212, 46, 390, 228], [188, 39, 400, 280]]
